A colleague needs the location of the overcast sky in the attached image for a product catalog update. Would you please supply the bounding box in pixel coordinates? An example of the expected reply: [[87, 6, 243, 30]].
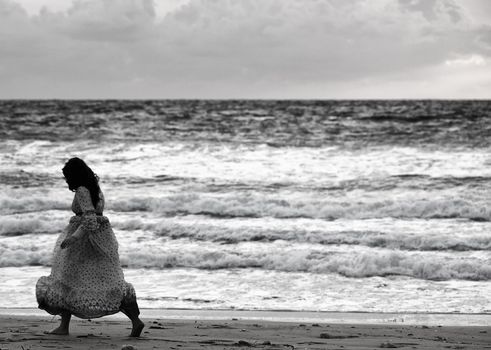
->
[[1, 0, 490, 99]]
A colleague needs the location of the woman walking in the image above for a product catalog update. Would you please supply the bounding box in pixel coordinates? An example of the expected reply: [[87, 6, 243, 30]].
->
[[36, 157, 144, 337]]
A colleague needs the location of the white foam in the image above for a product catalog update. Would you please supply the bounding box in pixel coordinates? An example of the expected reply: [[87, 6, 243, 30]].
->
[[108, 192, 491, 221], [0, 213, 65, 236], [3, 140, 491, 185], [4, 184, 491, 222], [1, 232, 489, 280], [1, 212, 490, 280], [110, 216, 491, 251], [118, 241, 491, 281], [2, 266, 490, 314]]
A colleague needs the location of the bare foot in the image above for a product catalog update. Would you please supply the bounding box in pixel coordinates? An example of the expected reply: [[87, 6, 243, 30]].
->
[[130, 320, 144, 337], [45, 326, 69, 335]]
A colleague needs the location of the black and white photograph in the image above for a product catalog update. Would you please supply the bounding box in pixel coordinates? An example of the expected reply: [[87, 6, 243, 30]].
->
[[0, 0, 490, 349]]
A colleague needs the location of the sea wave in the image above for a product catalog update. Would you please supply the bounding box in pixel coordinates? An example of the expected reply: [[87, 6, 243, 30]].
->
[[0, 196, 67, 215], [110, 218, 491, 251], [121, 247, 491, 281], [1, 213, 489, 252], [0, 216, 64, 236], [2, 191, 491, 221], [110, 194, 491, 221], [2, 241, 488, 281], [2, 100, 491, 148]]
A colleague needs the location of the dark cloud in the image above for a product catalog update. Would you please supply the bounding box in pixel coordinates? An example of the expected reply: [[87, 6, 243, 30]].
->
[[398, 0, 462, 22], [62, 0, 156, 42], [0, 0, 489, 98]]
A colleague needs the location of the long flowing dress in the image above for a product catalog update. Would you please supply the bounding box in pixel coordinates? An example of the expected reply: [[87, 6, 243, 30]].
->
[[36, 186, 137, 319]]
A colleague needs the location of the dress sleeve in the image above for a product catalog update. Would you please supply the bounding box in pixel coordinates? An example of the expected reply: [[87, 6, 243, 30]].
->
[[76, 186, 98, 235]]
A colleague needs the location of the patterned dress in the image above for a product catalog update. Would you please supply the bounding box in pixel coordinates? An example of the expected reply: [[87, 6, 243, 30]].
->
[[36, 186, 136, 319]]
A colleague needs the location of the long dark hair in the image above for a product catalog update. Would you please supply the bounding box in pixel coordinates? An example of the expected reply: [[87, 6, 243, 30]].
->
[[62, 157, 101, 208]]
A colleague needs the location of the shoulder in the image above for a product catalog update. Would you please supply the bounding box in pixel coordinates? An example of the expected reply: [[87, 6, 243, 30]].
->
[[76, 186, 103, 201], [75, 186, 96, 209], [75, 186, 92, 202], [76, 186, 90, 195]]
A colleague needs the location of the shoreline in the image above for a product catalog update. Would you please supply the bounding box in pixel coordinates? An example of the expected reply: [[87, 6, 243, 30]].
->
[[1, 308, 490, 326], [0, 314, 489, 350]]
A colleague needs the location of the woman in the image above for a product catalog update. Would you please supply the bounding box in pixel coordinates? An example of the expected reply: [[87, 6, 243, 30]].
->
[[36, 157, 144, 337]]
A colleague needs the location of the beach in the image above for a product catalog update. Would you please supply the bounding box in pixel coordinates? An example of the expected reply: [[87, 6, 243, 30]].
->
[[1, 312, 490, 350]]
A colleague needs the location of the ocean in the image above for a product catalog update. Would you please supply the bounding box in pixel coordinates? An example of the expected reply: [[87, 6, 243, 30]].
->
[[0, 100, 490, 314]]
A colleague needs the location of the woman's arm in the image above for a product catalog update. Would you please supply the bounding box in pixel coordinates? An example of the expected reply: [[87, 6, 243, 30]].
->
[[60, 226, 85, 248]]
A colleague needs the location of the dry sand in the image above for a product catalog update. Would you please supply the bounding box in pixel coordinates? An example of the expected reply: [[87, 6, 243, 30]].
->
[[0, 315, 490, 350]]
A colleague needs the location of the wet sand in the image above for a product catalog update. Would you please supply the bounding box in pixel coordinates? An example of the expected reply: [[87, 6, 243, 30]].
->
[[0, 315, 489, 349]]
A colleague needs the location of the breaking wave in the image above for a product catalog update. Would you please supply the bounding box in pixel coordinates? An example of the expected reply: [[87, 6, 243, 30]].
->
[[4, 191, 491, 221], [121, 249, 491, 281], [110, 218, 491, 252], [111, 194, 491, 221], [1, 240, 489, 281]]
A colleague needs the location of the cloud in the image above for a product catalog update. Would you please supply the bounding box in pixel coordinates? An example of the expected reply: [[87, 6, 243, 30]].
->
[[445, 54, 486, 67], [61, 0, 156, 42], [0, 0, 490, 98]]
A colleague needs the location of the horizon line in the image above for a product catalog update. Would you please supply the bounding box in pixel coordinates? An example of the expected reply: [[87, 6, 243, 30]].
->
[[1, 97, 490, 101]]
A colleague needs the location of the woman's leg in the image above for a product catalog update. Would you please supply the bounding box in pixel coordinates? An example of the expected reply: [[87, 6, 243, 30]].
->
[[47, 311, 71, 335], [120, 301, 144, 337], [120, 283, 144, 337]]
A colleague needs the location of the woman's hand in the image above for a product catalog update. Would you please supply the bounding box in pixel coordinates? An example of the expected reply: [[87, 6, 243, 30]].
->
[[61, 236, 77, 249]]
